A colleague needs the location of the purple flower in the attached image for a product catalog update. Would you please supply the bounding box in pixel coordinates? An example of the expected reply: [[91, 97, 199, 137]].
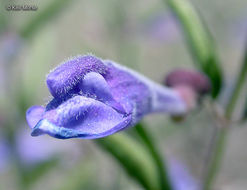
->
[[0, 138, 10, 172], [0, 127, 80, 170], [26, 55, 186, 139], [144, 13, 180, 43], [168, 159, 201, 190], [16, 127, 80, 165]]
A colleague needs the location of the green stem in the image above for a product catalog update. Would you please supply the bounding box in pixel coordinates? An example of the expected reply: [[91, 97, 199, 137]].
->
[[204, 49, 247, 189], [97, 133, 162, 190], [225, 58, 247, 118], [164, 0, 222, 98], [203, 127, 228, 190], [135, 123, 172, 190]]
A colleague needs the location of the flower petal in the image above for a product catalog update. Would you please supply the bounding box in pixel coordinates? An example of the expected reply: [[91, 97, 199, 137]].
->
[[104, 60, 186, 116], [103, 60, 152, 117], [79, 72, 126, 113], [31, 96, 131, 139], [46, 55, 108, 98], [26, 106, 45, 128]]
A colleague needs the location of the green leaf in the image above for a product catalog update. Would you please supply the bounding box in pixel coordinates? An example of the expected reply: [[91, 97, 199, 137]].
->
[[19, 0, 76, 39], [134, 123, 172, 190], [96, 133, 162, 190], [242, 99, 247, 122], [165, 0, 223, 98], [227, 54, 247, 119], [237, 42, 247, 121]]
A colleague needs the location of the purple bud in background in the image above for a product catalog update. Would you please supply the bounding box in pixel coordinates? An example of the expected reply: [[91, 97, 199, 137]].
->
[[26, 55, 187, 139], [164, 69, 211, 111], [0, 139, 10, 172], [165, 69, 211, 96]]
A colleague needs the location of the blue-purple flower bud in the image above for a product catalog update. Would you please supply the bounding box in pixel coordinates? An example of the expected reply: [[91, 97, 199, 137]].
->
[[26, 55, 187, 139]]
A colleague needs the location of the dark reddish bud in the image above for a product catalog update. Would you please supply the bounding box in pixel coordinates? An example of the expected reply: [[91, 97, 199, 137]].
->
[[164, 69, 211, 96], [165, 69, 211, 119]]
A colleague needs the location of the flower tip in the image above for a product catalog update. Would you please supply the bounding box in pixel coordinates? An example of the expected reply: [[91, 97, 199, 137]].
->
[[31, 128, 42, 137], [31, 119, 66, 139], [30, 119, 48, 137]]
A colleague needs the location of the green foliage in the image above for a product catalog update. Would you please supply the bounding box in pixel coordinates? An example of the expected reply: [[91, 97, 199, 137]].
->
[[242, 99, 247, 121], [238, 43, 247, 121], [97, 132, 162, 190], [203, 27, 247, 190], [165, 0, 223, 98], [0, 13, 7, 34], [134, 123, 172, 190]]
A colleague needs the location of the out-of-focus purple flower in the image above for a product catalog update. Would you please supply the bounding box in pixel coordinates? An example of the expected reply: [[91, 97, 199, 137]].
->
[[0, 127, 80, 169], [0, 32, 22, 95], [0, 32, 22, 64], [0, 139, 10, 172], [143, 13, 180, 43], [26, 55, 186, 139], [168, 159, 201, 190], [16, 127, 80, 165]]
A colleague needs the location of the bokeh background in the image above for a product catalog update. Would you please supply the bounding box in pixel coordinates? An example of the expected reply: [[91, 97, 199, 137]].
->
[[1, 0, 247, 189]]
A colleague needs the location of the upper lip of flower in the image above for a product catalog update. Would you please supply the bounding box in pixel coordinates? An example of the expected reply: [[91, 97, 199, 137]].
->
[[45, 55, 109, 99]]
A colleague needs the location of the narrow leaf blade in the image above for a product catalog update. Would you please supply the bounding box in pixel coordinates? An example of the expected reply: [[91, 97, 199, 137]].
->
[[165, 0, 223, 98], [96, 133, 161, 190]]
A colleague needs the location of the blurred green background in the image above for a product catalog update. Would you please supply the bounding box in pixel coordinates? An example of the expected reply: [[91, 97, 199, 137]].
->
[[1, 0, 247, 189]]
